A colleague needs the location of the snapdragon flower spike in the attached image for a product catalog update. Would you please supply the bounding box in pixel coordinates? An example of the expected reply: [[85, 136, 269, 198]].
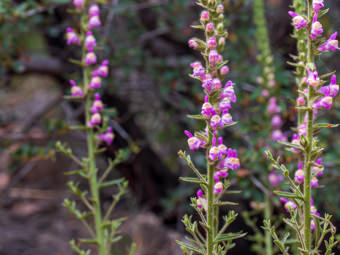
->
[[95, 60, 109, 77], [288, 11, 308, 30], [73, 0, 84, 10], [85, 49, 97, 66], [294, 162, 305, 184], [85, 31, 97, 50], [70, 80, 84, 98], [89, 73, 101, 89], [66, 28, 80, 45], [311, 14, 323, 40], [91, 93, 104, 113], [317, 32, 340, 52], [184, 130, 205, 150], [269, 171, 284, 187], [280, 198, 297, 213], [96, 127, 114, 146], [313, 0, 324, 14], [201, 96, 216, 118]]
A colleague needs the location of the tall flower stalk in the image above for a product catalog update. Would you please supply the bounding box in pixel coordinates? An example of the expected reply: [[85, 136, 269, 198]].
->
[[265, 0, 339, 254], [177, 1, 245, 254], [57, 1, 133, 255]]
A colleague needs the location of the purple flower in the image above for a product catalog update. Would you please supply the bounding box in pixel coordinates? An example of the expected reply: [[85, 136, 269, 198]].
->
[[225, 148, 240, 170], [306, 70, 320, 87], [189, 39, 199, 49], [209, 137, 222, 161], [318, 75, 339, 97], [314, 96, 333, 110], [200, 11, 209, 22], [70, 80, 84, 98], [311, 219, 316, 230], [271, 115, 282, 127], [294, 162, 304, 184], [219, 81, 236, 103], [214, 182, 223, 194], [212, 78, 222, 92], [210, 115, 222, 129], [288, 11, 308, 30], [207, 37, 217, 49], [73, 0, 84, 10], [313, 0, 324, 14], [85, 31, 97, 50], [267, 97, 281, 114], [66, 28, 80, 45], [297, 96, 305, 106], [202, 77, 213, 93], [291, 133, 301, 153], [219, 97, 231, 112], [217, 137, 227, 156], [312, 158, 324, 177], [206, 23, 215, 33], [201, 96, 216, 118], [209, 50, 220, 67], [268, 171, 284, 187], [280, 198, 297, 213], [318, 32, 340, 52], [89, 4, 100, 17], [88, 15, 101, 30], [311, 14, 323, 40], [184, 130, 205, 150], [95, 60, 109, 78], [221, 112, 233, 125], [311, 177, 319, 188], [91, 93, 104, 113], [89, 74, 102, 89], [272, 129, 285, 142], [96, 127, 114, 146], [220, 66, 229, 76], [197, 189, 203, 198], [85, 49, 97, 65], [88, 112, 101, 127]]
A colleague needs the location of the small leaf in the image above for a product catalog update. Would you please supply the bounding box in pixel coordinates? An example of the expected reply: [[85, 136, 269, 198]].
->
[[214, 232, 247, 243], [176, 241, 204, 254]]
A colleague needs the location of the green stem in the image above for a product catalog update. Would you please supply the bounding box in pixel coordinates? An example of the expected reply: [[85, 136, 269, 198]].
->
[[207, 130, 214, 255], [303, 0, 313, 252], [207, 162, 214, 255], [84, 67, 106, 255], [264, 194, 273, 255]]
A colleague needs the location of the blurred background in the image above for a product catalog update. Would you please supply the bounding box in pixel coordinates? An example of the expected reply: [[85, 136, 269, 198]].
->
[[1, 0, 340, 254]]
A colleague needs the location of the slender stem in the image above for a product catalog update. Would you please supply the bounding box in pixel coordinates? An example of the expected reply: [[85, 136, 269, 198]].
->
[[303, 0, 313, 252], [84, 67, 106, 255], [264, 194, 273, 255], [207, 162, 214, 255], [207, 129, 214, 255]]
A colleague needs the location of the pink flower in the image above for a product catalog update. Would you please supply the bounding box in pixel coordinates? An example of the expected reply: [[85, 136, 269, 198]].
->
[[311, 177, 319, 188], [219, 97, 231, 112], [210, 115, 222, 129], [269, 171, 284, 187], [225, 149, 240, 170], [280, 198, 297, 213], [271, 115, 282, 127], [85, 50, 97, 65], [306, 70, 320, 87], [200, 11, 209, 22], [297, 96, 305, 106], [318, 75, 339, 97], [311, 14, 323, 40], [318, 32, 340, 52], [267, 97, 281, 114], [216, 4, 224, 14], [221, 112, 233, 125], [313, 0, 324, 14], [96, 127, 114, 146], [189, 39, 199, 49], [212, 78, 222, 91], [197, 189, 203, 198], [208, 50, 220, 67], [201, 96, 216, 118], [95, 60, 109, 77], [88, 112, 101, 127], [214, 182, 223, 194], [89, 4, 100, 17], [288, 11, 308, 30], [312, 158, 324, 177], [272, 129, 285, 141], [184, 130, 205, 150], [220, 66, 230, 76], [91, 93, 104, 113], [207, 37, 217, 49], [294, 162, 304, 184], [219, 81, 236, 103], [70, 80, 84, 98], [206, 23, 215, 33], [88, 15, 101, 30], [66, 28, 80, 45], [85, 31, 97, 50], [73, 0, 84, 10], [89, 74, 101, 89]]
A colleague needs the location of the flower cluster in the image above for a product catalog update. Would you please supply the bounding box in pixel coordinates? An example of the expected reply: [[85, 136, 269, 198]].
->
[[67, 2, 113, 146], [178, 1, 245, 254], [265, 1, 338, 254]]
